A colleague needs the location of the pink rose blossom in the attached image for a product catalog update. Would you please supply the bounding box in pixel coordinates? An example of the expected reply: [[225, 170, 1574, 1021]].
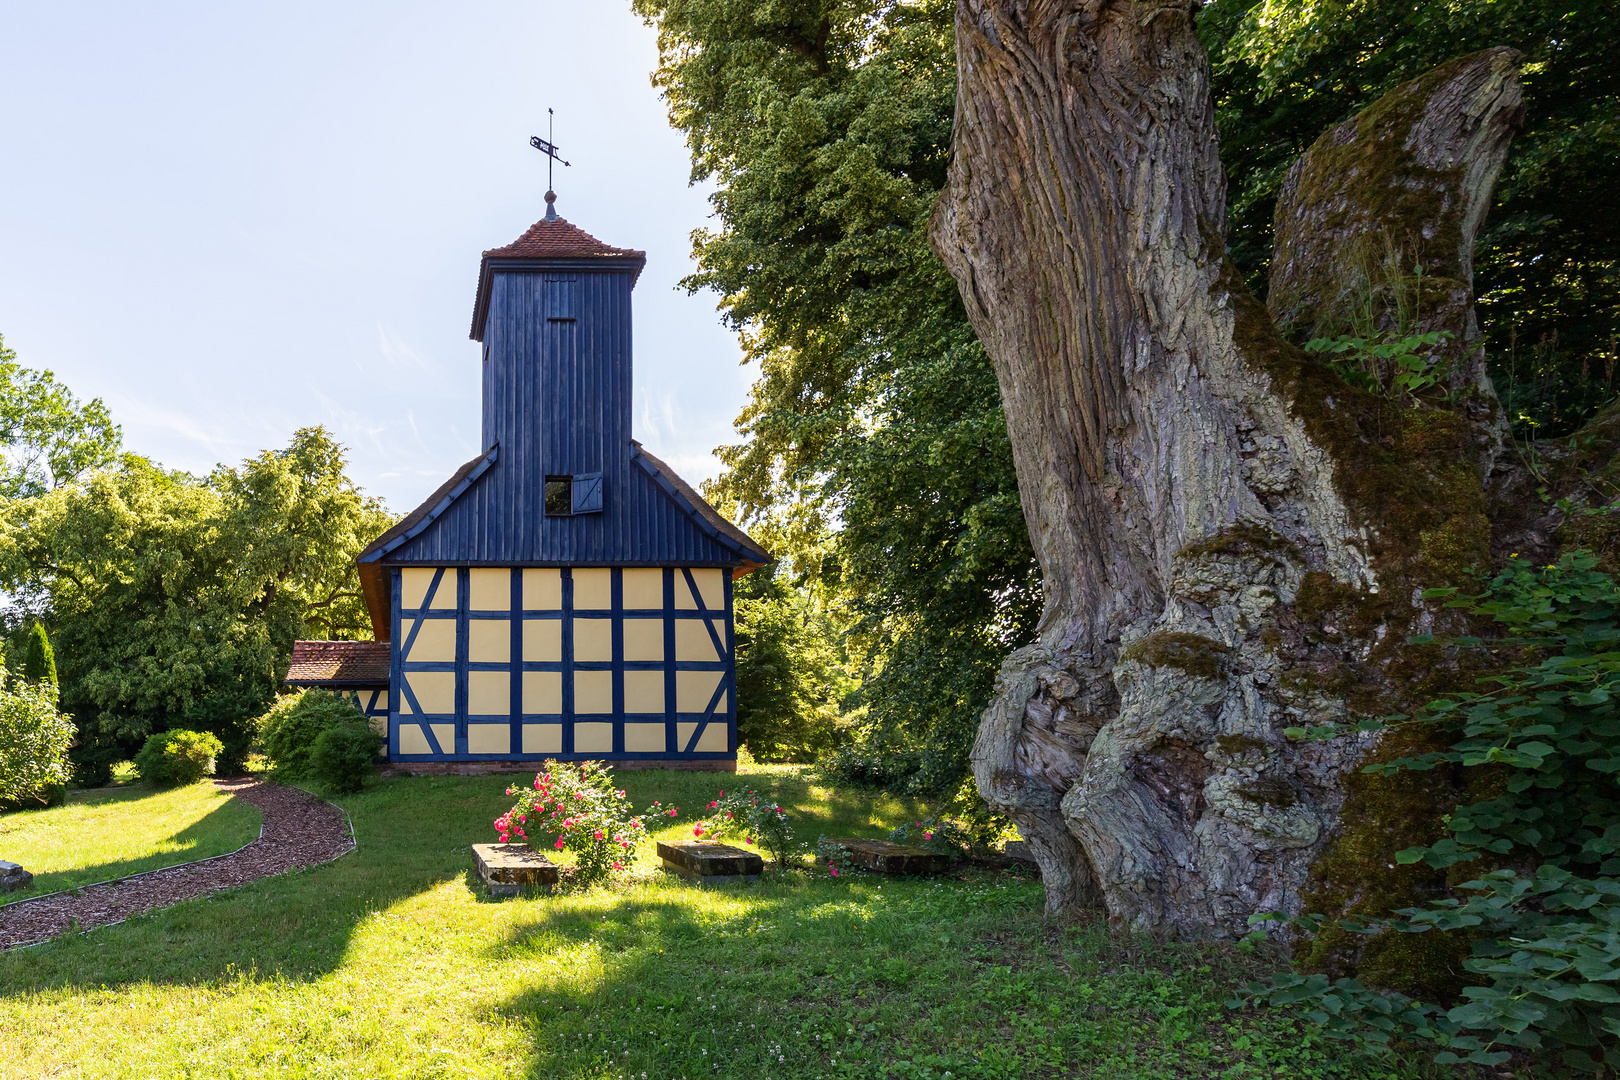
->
[[594, 830, 605, 841], [555, 838, 566, 850], [830, 866, 839, 877]]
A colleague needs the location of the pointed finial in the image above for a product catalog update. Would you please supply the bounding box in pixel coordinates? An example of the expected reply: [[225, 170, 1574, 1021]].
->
[[544, 190, 558, 222]]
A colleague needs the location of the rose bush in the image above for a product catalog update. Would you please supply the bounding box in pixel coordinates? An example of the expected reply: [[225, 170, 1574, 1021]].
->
[[889, 815, 974, 860], [696, 787, 794, 869], [494, 760, 665, 886]]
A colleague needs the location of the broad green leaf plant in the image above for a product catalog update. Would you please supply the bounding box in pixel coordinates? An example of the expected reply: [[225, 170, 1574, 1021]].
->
[[1238, 552, 1620, 1074], [1305, 329, 1455, 403]]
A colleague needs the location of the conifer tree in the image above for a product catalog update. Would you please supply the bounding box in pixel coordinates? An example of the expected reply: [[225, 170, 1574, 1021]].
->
[[22, 623, 56, 687]]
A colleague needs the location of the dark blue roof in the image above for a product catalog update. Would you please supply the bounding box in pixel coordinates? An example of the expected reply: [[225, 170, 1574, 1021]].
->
[[360, 440, 769, 567]]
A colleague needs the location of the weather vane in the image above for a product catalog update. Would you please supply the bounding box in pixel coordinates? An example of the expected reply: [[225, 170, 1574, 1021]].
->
[[530, 108, 571, 220]]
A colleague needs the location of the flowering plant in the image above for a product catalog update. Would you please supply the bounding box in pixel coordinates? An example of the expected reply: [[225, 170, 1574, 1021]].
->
[[697, 787, 794, 869], [888, 814, 972, 860], [493, 760, 654, 886], [814, 835, 853, 877]]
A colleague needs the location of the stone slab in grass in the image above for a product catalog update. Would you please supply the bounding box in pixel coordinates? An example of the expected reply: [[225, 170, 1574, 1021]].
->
[[1003, 840, 1038, 864], [472, 844, 557, 896], [657, 840, 763, 884], [828, 838, 949, 875], [0, 861, 32, 892]]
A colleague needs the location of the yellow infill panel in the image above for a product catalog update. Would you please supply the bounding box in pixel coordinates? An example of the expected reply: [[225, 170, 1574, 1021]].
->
[[523, 724, 562, 754], [407, 671, 456, 714], [573, 568, 612, 611], [621, 568, 663, 610], [675, 569, 725, 612], [674, 620, 725, 662], [467, 724, 510, 755], [622, 619, 664, 661], [468, 671, 510, 715], [469, 568, 511, 611], [523, 568, 562, 610], [573, 618, 613, 662], [573, 722, 613, 753], [399, 723, 432, 755], [400, 568, 439, 611], [623, 671, 664, 713], [523, 671, 562, 714], [574, 670, 613, 714], [431, 723, 456, 752], [523, 619, 562, 662], [676, 670, 724, 713], [695, 723, 729, 752], [624, 723, 667, 753], [408, 618, 458, 663], [469, 619, 511, 662]]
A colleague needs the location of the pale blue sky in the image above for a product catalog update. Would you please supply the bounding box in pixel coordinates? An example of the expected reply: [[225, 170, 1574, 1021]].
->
[[0, 2, 748, 514]]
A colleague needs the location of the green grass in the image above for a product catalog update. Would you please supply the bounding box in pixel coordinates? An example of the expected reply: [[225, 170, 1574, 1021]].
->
[[0, 765, 1456, 1079], [0, 779, 263, 904]]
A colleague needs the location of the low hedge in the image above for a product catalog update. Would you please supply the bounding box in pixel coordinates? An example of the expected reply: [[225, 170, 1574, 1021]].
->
[[134, 729, 224, 787]]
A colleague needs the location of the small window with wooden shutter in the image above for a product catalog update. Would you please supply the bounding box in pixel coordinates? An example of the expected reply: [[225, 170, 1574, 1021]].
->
[[572, 472, 603, 514]]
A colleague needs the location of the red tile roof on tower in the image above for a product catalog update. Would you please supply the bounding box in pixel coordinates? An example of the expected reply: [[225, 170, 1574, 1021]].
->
[[481, 216, 646, 261], [285, 640, 390, 686]]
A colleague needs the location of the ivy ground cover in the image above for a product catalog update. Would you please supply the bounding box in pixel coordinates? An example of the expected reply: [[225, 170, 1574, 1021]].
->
[[0, 777, 262, 904], [0, 765, 1447, 1079]]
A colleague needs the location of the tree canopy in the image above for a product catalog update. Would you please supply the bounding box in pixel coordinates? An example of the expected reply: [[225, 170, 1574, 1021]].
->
[[634, 0, 1039, 791], [0, 333, 121, 499], [0, 425, 391, 775]]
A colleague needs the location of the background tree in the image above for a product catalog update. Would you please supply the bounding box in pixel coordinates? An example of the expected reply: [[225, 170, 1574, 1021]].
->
[[0, 333, 121, 498], [0, 426, 393, 781], [731, 565, 847, 762], [635, 0, 1039, 792]]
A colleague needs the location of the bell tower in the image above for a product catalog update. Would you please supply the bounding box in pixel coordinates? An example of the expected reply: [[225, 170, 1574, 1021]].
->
[[470, 195, 646, 525]]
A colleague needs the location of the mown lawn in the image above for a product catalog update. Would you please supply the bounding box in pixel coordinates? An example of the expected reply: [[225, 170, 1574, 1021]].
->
[[0, 764, 1452, 1080], [0, 779, 262, 904]]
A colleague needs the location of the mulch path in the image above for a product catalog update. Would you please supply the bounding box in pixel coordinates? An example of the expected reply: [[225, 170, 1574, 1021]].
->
[[0, 777, 353, 950]]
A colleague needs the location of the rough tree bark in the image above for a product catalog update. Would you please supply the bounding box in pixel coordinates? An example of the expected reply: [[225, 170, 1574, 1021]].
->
[[929, 0, 1523, 938]]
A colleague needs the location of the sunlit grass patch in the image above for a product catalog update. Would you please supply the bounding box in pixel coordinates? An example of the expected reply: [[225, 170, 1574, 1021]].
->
[[0, 768, 1455, 1079], [0, 780, 263, 903]]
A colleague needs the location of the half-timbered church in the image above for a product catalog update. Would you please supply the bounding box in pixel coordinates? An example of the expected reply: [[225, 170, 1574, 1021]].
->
[[287, 192, 770, 772]]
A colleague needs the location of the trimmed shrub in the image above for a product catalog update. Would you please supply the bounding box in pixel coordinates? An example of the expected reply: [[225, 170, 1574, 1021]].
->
[[133, 729, 224, 787], [0, 678, 74, 809], [310, 722, 381, 795], [258, 690, 367, 780]]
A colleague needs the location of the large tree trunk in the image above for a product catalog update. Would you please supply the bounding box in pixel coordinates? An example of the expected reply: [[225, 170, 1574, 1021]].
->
[[930, 1, 1522, 937]]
